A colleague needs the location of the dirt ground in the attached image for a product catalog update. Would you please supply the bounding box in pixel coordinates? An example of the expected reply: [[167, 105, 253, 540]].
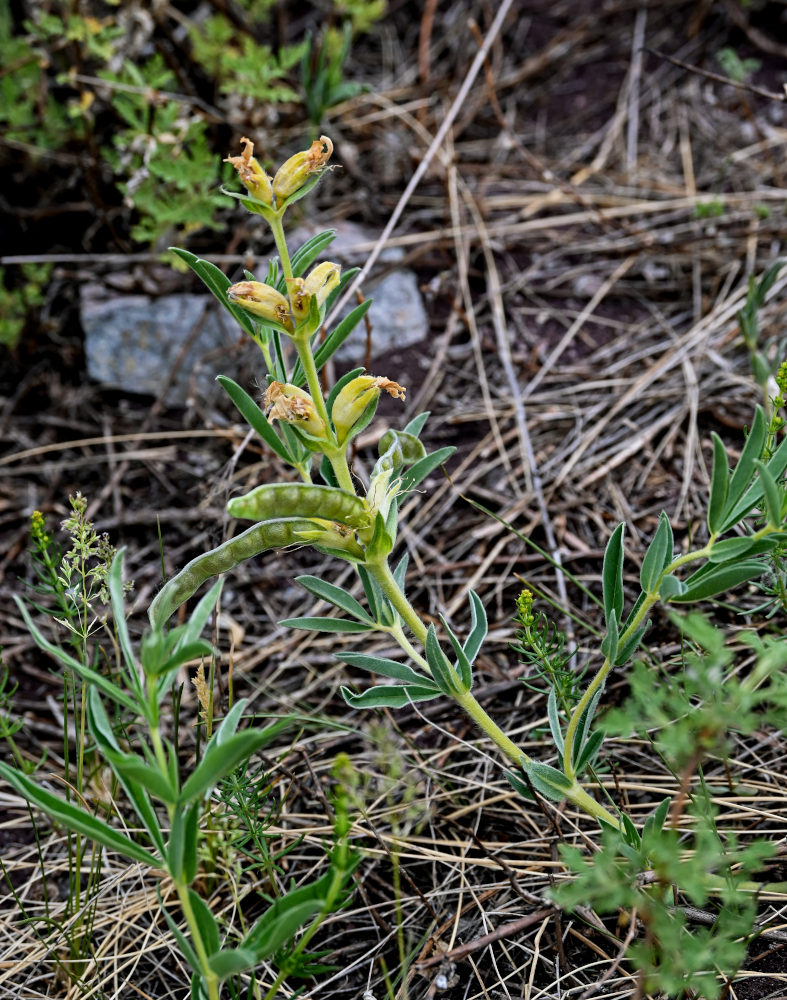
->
[[2, 2, 787, 998]]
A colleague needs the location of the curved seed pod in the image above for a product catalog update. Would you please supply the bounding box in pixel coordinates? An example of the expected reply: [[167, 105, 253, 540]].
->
[[149, 518, 316, 629], [227, 483, 369, 529]]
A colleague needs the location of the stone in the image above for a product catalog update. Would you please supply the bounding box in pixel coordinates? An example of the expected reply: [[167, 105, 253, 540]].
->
[[81, 288, 238, 401]]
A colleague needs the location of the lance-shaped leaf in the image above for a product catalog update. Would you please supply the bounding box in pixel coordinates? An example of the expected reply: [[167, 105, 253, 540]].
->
[[295, 575, 374, 624], [0, 761, 161, 867], [659, 575, 686, 601], [547, 688, 564, 754], [439, 616, 473, 693], [574, 730, 605, 777], [158, 886, 200, 974], [399, 447, 456, 495], [707, 434, 730, 536], [86, 689, 166, 855], [708, 534, 779, 563], [726, 407, 767, 514], [279, 616, 374, 633], [520, 759, 574, 802], [403, 411, 430, 437], [338, 652, 432, 686], [670, 559, 767, 603], [754, 460, 784, 528], [720, 430, 787, 532], [614, 621, 650, 666], [208, 947, 258, 980], [217, 375, 293, 464], [572, 689, 603, 770], [170, 248, 256, 336], [600, 608, 619, 665], [463, 591, 488, 663], [242, 870, 335, 960], [179, 720, 290, 804], [425, 625, 462, 696], [168, 804, 200, 885], [602, 523, 625, 628], [289, 229, 337, 281], [341, 682, 441, 709], [640, 512, 674, 593]]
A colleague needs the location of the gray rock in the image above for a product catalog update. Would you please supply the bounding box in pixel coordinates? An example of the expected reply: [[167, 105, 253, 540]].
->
[[82, 289, 238, 401], [333, 268, 429, 363]]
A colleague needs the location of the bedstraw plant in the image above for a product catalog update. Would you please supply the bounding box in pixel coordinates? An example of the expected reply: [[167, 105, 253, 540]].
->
[[4, 134, 787, 998]]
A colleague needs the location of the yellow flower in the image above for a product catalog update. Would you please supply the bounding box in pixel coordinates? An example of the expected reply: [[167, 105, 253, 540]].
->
[[224, 137, 273, 206], [286, 261, 341, 322], [227, 281, 293, 331], [272, 135, 333, 202], [264, 382, 327, 440], [331, 375, 406, 444]]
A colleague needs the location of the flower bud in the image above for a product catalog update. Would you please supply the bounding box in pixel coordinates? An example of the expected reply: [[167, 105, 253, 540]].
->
[[227, 281, 293, 332], [272, 135, 333, 202], [331, 375, 406, 444], [286, 261, 341, 322], [224, 137, 273, 206], [264, 381, 327, 441]]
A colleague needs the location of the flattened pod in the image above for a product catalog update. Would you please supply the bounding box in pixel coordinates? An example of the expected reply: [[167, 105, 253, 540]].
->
[[227, 483, 369, 529], [149, 518, 315, 629]]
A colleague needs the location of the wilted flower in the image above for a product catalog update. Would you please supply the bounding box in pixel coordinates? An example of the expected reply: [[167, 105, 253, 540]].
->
[[331, 375, 406, 444], [272, 135, 333, 202], [286, 261, 341, 322], [264, 381, 327, 440], [227, 281, 293, 331], [224, 137, 273, 206]]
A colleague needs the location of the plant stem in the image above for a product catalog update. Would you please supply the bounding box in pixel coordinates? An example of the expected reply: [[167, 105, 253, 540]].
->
[[367, 560, 428, 645], [268, 212, 293, 282], [175, 879, 220, 1000]]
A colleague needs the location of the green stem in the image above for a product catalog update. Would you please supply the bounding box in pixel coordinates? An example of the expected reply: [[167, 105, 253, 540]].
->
[[367, 560, 428, 645], [268, 212, 293, 282], [325, 446, 356, 494], [175, 879, 220, 1000]]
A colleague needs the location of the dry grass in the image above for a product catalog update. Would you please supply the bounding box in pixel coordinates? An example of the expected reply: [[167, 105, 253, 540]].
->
[[2, 1, 787, 997]]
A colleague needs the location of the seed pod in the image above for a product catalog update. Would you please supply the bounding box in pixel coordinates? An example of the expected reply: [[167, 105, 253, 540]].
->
[[149, 518, 316, 628], [227, 483, 369, 529]]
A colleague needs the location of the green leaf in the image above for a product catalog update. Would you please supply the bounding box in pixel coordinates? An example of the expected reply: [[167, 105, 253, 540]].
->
[[212, 697, 247, 747], [179, 723, 289, 804], [659, 575, 686, 601], [640, 512, 674, 593], [720, 430, 787, 532], [356, 566, 385, 624], [505, 768, 534, 801], [439, 616, 473, 693], [399, 447, 456, 494], [217, 375, 293, 464], [340, 683, 441, 709], [169, 248, 256, 336], [158, 886, 200, 974], [671, 560, 766, 602], [365, 511, 393, 562], [707, 434, 730, 536], [521, 759, 573, 802], [305, 299, 373, 378], [547, 688, 564, 753], [15, 596, 141, 716], [602, 523, 625, 627], [707, 534, 779, 563], [600, 608, 619, 664], [726, 407, 766, 514], [289, 229, 336, 280], [614, 621, 650, 666], [278, 616, 374, 633], [377, 430, 427, 467], [0, 761, 160, 867], [208, 947, 258, 979], [243, 872, 334, 959], [643, 797, 672, 840], [754, 460, 783, 527], [463, 591, 487, 663], [574, 729, 604, 776], [338, 652, 432, 686], [295, 575, 374, 624], [403, 411, 430, 437], [188, 889, 220, 957], [86, 689, 166, 855], [108, 551, 137, 682], [168, 804, 201, 884], [425, 625, 461, 696]]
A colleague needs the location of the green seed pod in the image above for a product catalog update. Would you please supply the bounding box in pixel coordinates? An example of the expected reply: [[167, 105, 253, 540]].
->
[[149, 518, 316, 629], [227, 483, 369, 529]]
